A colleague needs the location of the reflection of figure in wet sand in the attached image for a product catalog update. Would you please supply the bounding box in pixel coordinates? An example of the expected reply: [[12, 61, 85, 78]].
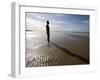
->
[[46, 20, 50, 43]]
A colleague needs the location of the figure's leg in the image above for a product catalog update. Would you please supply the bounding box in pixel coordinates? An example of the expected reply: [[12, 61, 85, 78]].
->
[[48, 34, 49, 43], [47, 33, 49, 43]]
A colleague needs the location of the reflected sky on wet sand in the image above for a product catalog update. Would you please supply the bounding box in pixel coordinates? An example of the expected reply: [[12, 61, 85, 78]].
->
[[25, 31, 89, 67]]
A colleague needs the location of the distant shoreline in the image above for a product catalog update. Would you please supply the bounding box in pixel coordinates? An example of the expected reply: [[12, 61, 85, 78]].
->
[[26, 30, 89, 33]]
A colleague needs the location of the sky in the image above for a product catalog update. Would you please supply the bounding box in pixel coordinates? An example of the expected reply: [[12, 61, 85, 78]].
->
[[26, 12, 89, 32]]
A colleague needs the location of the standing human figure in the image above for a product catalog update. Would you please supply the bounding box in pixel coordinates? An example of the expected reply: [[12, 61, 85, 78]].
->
[[46, 20, 50, 43]]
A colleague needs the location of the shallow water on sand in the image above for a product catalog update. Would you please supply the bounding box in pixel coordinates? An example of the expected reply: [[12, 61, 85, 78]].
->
[[25, 31, 89, 67]]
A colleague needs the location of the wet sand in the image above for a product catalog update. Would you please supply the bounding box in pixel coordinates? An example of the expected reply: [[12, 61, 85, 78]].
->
[[25, 31, 89, 67]]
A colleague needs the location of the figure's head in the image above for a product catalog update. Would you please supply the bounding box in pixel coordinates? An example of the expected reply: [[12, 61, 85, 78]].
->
[[46, 20, 49, 24]]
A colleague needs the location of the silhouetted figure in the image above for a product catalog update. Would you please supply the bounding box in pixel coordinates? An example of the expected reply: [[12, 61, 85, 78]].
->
[[46, 20, 50, 43]]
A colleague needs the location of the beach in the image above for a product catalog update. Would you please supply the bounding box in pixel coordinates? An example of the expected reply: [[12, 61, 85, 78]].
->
[[25, 31, 89, 67]]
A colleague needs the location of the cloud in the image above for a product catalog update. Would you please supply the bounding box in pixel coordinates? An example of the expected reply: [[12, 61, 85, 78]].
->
[[81, 20, 89, 24], [35, 15, 46, 20], [26, 17, 46, 31]]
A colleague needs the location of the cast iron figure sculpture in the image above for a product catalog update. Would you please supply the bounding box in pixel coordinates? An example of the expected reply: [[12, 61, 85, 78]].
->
[[46, 20, 50, 43]]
